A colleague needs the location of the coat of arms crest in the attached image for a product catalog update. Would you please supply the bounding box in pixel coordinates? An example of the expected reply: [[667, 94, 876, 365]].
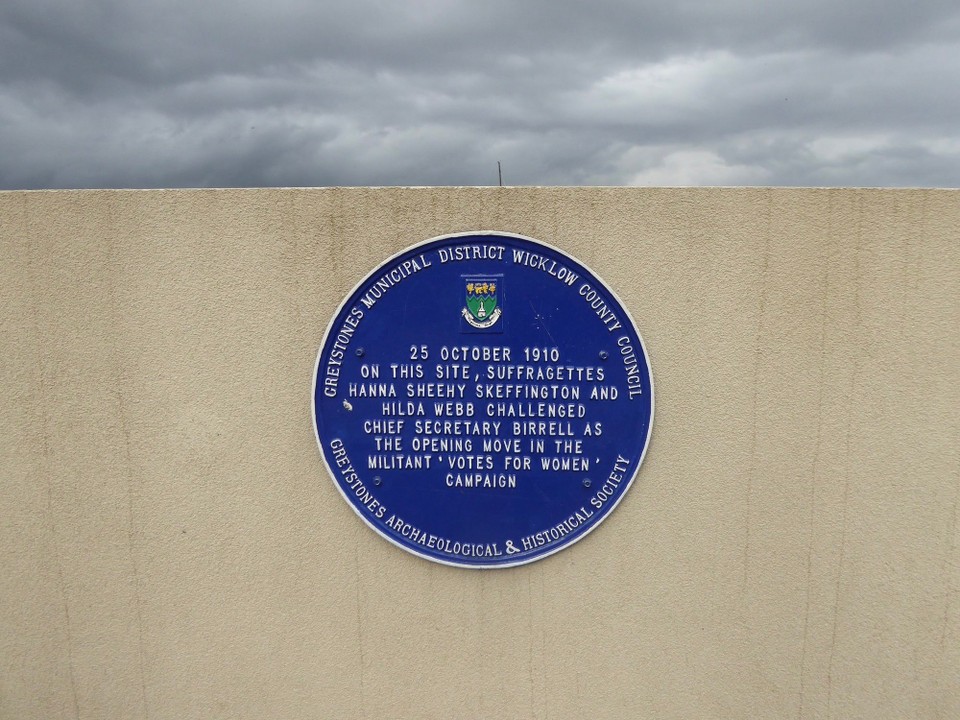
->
[[462, 277, 502, 329]]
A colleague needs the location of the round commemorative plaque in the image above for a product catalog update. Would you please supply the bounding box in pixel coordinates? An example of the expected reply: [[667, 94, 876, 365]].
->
[[312, 231, 653, 568]]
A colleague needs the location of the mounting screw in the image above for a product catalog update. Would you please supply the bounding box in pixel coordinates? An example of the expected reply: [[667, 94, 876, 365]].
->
[[373, 476, 382, 486], [582, 478, 592, 488], [355, 347, 365, 357], [599, 351, 608, 360]]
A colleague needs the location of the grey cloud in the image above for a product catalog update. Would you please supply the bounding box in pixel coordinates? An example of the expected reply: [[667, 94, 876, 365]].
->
[[1, 0, 959, 188]]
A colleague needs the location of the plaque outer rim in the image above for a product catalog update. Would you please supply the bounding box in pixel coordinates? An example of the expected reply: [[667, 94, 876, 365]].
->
[[311, 230, 656, 569]]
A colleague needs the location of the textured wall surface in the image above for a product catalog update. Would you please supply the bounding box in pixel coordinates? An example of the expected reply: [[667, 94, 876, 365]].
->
[[1, 188, 958, 719]]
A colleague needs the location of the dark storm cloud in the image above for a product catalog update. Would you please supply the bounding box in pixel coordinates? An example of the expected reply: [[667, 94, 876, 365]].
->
[[1, 0, 959, 188]]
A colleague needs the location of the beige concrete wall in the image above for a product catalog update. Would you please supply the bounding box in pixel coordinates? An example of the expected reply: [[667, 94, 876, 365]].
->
[[1, 187, 957, 719]]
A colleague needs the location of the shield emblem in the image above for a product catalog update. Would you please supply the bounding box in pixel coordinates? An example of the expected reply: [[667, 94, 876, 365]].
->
[[463, 277, 502, 329]]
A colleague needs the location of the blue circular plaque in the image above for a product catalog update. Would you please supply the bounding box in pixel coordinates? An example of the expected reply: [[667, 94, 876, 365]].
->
[[312, 232, 654, 568]]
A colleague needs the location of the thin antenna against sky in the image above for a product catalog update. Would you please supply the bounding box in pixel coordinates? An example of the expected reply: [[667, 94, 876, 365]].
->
[[498, 161, 502, 186]]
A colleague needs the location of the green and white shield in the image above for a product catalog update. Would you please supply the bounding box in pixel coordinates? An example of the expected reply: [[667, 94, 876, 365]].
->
[[463, 278, 502, 329]]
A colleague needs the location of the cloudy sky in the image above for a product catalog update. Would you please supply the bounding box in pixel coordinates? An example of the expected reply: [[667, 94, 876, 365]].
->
[[2, 0, 959, 189]]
